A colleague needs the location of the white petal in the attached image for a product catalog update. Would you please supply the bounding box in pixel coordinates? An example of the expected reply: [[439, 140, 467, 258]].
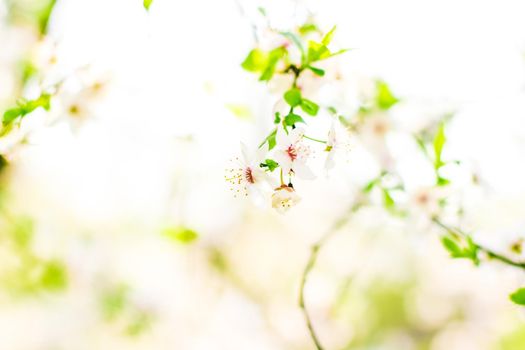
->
[[276, 128, 290, 147], [273, 151, 292, 174], [240, 142, 251, 164], [289, 127, 305, 143], [325, 151, 336, 170], [293, 162, 316, 180]]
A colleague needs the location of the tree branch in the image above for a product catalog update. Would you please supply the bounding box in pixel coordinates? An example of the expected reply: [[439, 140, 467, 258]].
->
[[298, 205, 359, 350], [432, 217, 525, 270]]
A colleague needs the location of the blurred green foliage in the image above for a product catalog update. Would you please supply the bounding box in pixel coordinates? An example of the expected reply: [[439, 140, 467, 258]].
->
[[99, 283, 153, 337], [1, 217, 68, 296], [163, 226, 199, 244], [6, 0, 57, 35]]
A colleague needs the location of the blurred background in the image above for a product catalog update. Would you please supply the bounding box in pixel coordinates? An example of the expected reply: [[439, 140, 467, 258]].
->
[[2, 0, 525, 349]]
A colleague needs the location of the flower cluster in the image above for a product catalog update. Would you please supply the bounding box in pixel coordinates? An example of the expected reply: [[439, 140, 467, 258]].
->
[[227, 24, 351, 212]]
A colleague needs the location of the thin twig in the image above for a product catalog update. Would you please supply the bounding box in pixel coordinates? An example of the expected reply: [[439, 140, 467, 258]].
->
[[298, 206, 357, 350], [432, 218, 525, 270]]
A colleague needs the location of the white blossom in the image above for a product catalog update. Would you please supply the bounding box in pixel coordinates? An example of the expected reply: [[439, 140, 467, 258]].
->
[[225, 143, 274, 205], [271, 185, 301, 213], [273, 127, 315, 180]]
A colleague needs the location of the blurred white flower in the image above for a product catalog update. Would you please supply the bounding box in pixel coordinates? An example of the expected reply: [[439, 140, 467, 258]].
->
[[271, 185, 301, 213], [273, 127, 315, 179], [56, 90, 95, 131], [358, 112, 394, 171], [31, 38, 65, 86], [225, 143, 274, 205], [409, 186, 446, 218], [324, 120, 351, 171]]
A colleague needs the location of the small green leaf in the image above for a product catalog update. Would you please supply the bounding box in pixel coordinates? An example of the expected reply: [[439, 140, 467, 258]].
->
[[144, 0, 153, 10], [3, 93, 52, 126], [163, 226, 199, 244], [307, 41, 330, 63], [298, 23, 319, 35], [259, 128, 277, 150], [260, 159, 279, 172], [441, 233, 479, 265], [274, 112, 281, 124], [437, 176, 450, 186], [3, 108, 23, 125], [300, 99, 319, 116], [307, 66, 325, 76], [441, 236, 463, 257], [284, 113, 305, 126], [37, 0, 58, 35], [259, 47, 286, 81], [322, 26, 336, 45], [376, 80, 399, 110], [510, 288, 525, 305], [382, 189, 395, 209], [241, 48, 268, 72], [40, 260, 67, 291], [433, 122, 446, 169], [363, 178, 378, 193], [284, 88, 302, 107]]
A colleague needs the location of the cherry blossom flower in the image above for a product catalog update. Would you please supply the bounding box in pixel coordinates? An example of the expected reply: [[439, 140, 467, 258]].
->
[[324, 120, 351, 171], [271, 185, 301, 213], [225, 143, 274, 205], [273, 128, 315, 180]]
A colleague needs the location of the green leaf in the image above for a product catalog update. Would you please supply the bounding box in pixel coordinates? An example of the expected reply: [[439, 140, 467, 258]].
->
[[40, 260, 67, 291], [3, 93, 52, 126], [274, 112, 281, 124], [300, 99, 319, 116], [284, 113, 305, 126], [284, 88, 302, 107], [37, 0, 57, 35], [441, 236, 463, 257], [3, 108, 23, 125], [259, 47, 286, 81], [510, 288, 525, 305], [260, 159, 279, 172], [307, 40, 330, 63], [382, 189, 395, 209], [241, 48, 268, 72], [441, 233, 479, 265], [433, 122, 446, 169], [163, 226, 199, 244], [376, 80, 399, 110], [259, 128, 277, 150], [322, 26, 336, 45], [437, 176, 450, 186], [363, 178, 378, 193], [144, 0, 153, 10], [298, 23, 319, 35], [307, 66, 325, 76]]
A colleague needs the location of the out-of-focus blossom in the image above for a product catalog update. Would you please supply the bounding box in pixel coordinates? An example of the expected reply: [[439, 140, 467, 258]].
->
[[357, 112, 394, 171], [324, 120, 351, 171], [409, 186, 447, 219]]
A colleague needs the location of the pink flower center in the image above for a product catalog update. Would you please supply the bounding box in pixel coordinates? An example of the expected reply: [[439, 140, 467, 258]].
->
[[286, 145, 297, 161], [244, 167, 255, 184]]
